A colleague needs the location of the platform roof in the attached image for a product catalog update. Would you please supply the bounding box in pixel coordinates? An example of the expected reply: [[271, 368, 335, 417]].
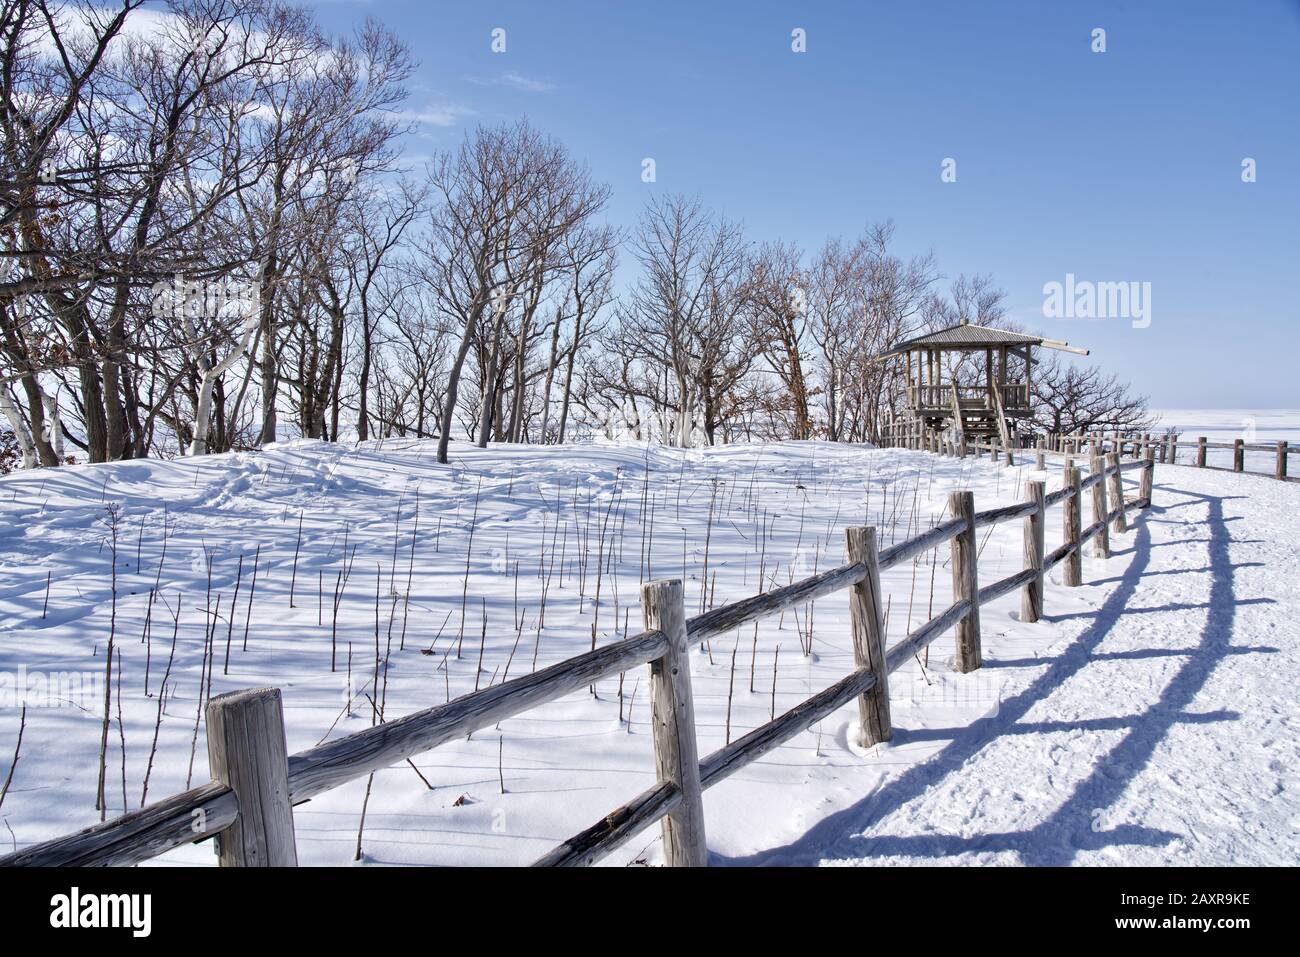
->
[[882, 321, 1045, 357]]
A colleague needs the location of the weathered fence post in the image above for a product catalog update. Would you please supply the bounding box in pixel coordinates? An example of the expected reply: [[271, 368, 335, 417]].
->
[[205, 687, 298, 867], [641, 579, 707, 867], [845, 527, 891, 746], [1090, 454, 1110, 559], [1063, 467, 1082, 587], [1021, 480, 1046, 623], [1107, 452, 1127, 534], [1278, 441, 1289, 481], [1139, 447, 1155, 508], [1233, 439, 1245, 472], [1197, 436, 1207, 468], [1035, 440, 1045, 471], [948, 491, 981, 672]]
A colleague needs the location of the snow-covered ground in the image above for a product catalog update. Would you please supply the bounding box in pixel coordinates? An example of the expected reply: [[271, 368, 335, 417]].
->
[[1152, 408, 1300, 471], [0, 439, 1295, 866]]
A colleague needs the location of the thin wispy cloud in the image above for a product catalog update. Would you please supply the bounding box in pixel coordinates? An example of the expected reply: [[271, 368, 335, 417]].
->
[[465, 72, 556, 93], [396, 104, 477, 127]]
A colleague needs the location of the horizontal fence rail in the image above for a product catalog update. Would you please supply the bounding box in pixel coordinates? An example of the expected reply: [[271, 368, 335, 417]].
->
[[1, 449, 1157, 869], [884, 422, 1294, 484]]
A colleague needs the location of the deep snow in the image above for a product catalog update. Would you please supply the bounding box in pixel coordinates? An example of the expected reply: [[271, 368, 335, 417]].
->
[[0, 439, 1295, 866]]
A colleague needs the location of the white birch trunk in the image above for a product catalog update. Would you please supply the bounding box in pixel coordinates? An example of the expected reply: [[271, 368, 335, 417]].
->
[[676, 380, 695, 448], [40, 391, 64, 459], [184, 314, 259, 457], [0, 387, 36, 469]]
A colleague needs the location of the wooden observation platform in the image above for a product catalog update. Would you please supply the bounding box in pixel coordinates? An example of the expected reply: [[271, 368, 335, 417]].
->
[[881, 320, 1088, 449]]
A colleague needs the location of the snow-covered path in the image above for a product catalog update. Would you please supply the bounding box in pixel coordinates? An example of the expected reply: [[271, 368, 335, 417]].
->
[[734, 467, 1300, 866]]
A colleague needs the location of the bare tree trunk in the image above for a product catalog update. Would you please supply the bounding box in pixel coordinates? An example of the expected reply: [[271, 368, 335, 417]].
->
[[437, 300, 485, 464], [101, 282, 133, 460], [68, 308, 110, 462], [259, 176, 287, 448], [0, 342, 60, 465], [0, 389, 35, 468], [258, 264, 279, 446], [557, 339, 579, 443], [677, 377, 694, 448], [357, 302, 373, 442], [477, 312, 504, 448], [539, 311, 562, 443]]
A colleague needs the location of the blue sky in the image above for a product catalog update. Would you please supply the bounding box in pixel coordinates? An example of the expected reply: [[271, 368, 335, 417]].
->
[[302, 0, 1299, 408]]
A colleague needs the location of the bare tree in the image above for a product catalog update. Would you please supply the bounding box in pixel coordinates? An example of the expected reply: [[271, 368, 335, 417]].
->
[[544, 223, 616, 444], [750, 241, 813, 439], [421, 122, 537, 463], [344, 180, 424, 441], [375, 283, 449, 437], [823, 223, 935, 442], [240, 11, 412, 446], [420, 120, 607, 461], [616, 195, 756, 446], [805, 236, 867, 441], [1031, 356, 1153, 436]]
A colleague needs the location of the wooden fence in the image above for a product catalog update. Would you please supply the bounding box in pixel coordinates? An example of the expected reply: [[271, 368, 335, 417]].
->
[[1046, 431, 1294, 483], [886, 423, 1295, 483], [0, 451, 1156, 868]]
